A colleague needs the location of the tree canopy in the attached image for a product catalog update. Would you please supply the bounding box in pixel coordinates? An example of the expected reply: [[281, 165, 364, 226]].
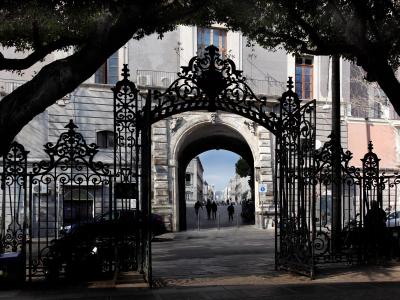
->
[[0, 0, 212, 155], [235, 158, 251, 178], [1, 0, 400, 155], [216, 0, 400, 115]]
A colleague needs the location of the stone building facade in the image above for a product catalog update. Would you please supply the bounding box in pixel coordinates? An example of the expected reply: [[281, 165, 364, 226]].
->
[[1, 24, 399, 231], [184, 157, 204, 205]]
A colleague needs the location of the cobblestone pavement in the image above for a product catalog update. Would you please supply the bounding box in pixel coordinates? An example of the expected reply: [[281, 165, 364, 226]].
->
[[3, 226, 400, 299]]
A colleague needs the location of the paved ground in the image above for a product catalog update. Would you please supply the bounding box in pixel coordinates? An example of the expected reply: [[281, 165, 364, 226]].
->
[[152, 226, 273, 285], [185, 205, 254, 230], [3, 226, 400, 299]]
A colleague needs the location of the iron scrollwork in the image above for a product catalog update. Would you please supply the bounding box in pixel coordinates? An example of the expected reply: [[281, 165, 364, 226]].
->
[[275, 77, 316, 277], [32, 120, 110, 176], [1, 142, 29, 253], [149, 45, 279, 132]]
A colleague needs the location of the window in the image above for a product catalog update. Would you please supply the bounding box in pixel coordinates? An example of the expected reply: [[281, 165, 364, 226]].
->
[[197, 27, 227, 57], [350, 102, 368, 118], [185, 192, 191, 201], [389, 103, 400, 120], [97, 131, 114, 148], [63, 188, 95, 224], [295, 56, 313, 99], [95, 51, 119, 84], [372, 102, 382, 119], [185, 173, 192, 185]]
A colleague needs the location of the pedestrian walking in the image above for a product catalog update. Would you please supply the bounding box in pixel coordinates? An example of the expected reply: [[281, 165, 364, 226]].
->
[[211, 201, 218, 220], [365, 200, 388, 259], [194, 200, 203, 217], [206, 199, 212, 220], [227, 203, 234, 222]]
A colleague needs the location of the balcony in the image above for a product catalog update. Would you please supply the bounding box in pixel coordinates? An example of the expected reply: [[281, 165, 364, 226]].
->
[[136, 70, 286, 97], [0, 78, 25, 95], [245, 77, 286, 98], [136, 70, 178, 89]]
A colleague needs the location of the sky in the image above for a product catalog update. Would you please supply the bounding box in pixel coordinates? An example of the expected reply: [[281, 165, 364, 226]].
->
[[198, 150, 240, 192]]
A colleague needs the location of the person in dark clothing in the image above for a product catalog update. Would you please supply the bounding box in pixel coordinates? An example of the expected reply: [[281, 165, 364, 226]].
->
[[364, 200, 387, 259], [227, 203, 235, 222], [205, 199, 212, 220], [211, 201, 218, 220], [194, 200, 203, 217]]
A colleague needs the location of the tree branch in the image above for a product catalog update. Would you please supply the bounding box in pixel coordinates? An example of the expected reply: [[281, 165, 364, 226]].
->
[[0, 38, 76, 71], [0, 1, 209, 155]]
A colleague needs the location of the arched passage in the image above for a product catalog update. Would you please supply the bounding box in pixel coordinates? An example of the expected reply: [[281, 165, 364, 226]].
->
[[174, 121, 255, 231], [113, 45, 317, 283]]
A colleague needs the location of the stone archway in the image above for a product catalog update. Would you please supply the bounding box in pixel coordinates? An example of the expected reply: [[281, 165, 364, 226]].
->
[[113, 46, 317, 282], [151, 111, 275, 231]]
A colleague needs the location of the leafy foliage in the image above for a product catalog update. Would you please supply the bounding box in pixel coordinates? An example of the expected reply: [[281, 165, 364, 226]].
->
[[235, 158, 251, 178], [212, 0, 400, 115], [1, 0, 400, 154]]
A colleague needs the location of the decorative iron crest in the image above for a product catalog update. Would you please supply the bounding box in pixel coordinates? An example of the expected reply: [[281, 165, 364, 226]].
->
[[0, 142, 28, 253], [361, 141, 385, 200], [2, 141, 28, 177], [150, 45, 279, 132], [279, 77, 302, 117], [32, 120, 110, 175], [361, 141, 380, 178], [113, 64, 140, 131], [167, 45, 253, 101]]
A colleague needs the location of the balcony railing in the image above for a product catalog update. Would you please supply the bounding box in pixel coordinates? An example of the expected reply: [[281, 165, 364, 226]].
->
[[136, 70, 178, 89], [245, 77, 286, 97], [136, 69, 286, 97], [0, 78, 25, 95]]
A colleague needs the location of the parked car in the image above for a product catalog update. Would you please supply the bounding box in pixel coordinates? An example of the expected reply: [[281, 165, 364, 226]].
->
[[60, 210, 167, 237], [44, 210, 167, 279], [387, 211, 400, 227]]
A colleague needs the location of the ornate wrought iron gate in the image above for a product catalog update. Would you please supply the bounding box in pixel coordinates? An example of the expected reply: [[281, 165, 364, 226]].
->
[[111, 45, 318, 282], [0, 122, 117, 280], [113, 66, 152, 284], [0, 45, 363, 285], [274, 82, 316, 277]]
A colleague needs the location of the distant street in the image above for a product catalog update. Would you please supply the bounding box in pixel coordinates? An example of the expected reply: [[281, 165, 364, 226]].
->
[[185, 204, 253, 230]]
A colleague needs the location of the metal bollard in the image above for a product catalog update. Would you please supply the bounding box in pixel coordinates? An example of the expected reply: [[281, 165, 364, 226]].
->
[[218, 212, 220, 230]]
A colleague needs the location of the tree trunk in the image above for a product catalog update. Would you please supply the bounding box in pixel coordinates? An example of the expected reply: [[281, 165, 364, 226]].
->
[[0, 15, 135, 155], [0, 1, 203, 156], [361, 57, 400, 117]]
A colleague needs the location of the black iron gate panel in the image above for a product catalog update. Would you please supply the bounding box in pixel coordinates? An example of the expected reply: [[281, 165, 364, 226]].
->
[[0, 142, 29, 280], [113, 65, 151, 283], [275, 79, 316, 277], [312, 137, 363, 263], [312, 140, 391, 265], [26, 121, 113, 279], [140, 92, 152, 284]]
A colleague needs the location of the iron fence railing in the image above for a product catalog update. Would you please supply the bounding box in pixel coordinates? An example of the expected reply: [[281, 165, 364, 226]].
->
[[0, 78, 25, 95]]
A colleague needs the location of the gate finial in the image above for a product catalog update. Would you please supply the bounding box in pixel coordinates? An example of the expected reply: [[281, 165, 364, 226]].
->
[[65, 119, 78, 131], [121, 64, 130, 79], [368, 141, 374, 152], [287, 77, 294, 91]]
